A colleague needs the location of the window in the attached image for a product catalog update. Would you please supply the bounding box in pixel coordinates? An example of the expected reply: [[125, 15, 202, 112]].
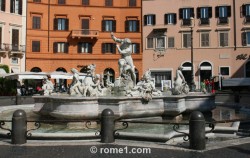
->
[[53, 42, 68, 53], [144, 14, 155, 26], [10, 0, 22, 15], [183, 33, 191, 48], [219, 32, 228, 47], [105, 0, 113, 6], [150, 71, 172, 88], [242, 4, 250, 23], [146, 38, 153, 49], [102, 43, 116, 54], [156, 37, 166, 49], [32, 16, 41, 29], [33, 0, 41, 2], [0, 0, 5, 11], [12, 29, 19, 51], [11, 57, 18, 64], [54, 18, 69, 30], [197, 7, 212, 25], [32, 41, 40, 52], [125, 20, 139, 32], [129, 0, 136, 7], [164, 13, 176, 25], [82, 0, 89, 5], [220, 67, 229, 76], [168, 37, 175, 48], [78, 42, 92, 53], [131, 43, 139, 54], [200, 32, 210, 47], [102, 20, 116, 32], [242, 31, 250, 46], [215, 6, 231, 24], [58, 0, 65, 4], [179, 8, 194, 26]]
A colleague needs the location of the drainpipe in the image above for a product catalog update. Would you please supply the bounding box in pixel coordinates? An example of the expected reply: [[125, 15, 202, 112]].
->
[[48, 0, 50, 52], [233, 0, 236, 50]]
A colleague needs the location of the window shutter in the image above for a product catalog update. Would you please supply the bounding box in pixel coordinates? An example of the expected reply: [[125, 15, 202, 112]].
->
[[65, 19, 69, 30], [197, 7, 200, 19], [152, 14, 156, 25], [215, 6, 219, 18], [102, 20, 105, 32], [136, 20, 139, 32], [136, 43, 140, 53], [18, 0, 22, 15], [179, 9, 183, 19], [144, 15, 147, 25], [242, 5, 246, 16], [242, 32, 247, 46], [53, 42, 57, 53], [1, 0, 5, 11], [77, 42, 81, 53], [173, 14, 177, 24], [227, 6, 231, 17], [191, 8, 194, 18], [112, 43, 116, 53], [164, 14, 168, 24], [65, 43, 69, 53], [10, 0, 13, 13], [125, 20, 129, 32], [102, 43, 105, 53], [89, 43, 93, 53], [208, 7, 212, 18], [112, 20, 116, 32], [54, 18, 58, 30]]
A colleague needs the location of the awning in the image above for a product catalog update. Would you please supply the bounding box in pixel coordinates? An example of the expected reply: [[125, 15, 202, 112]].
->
[[11, 67, 19, 73], [200, 66, 212, 70], [0, 68, 7, 77], [182, 66, 191, 71], [49, 71, 73, 79], [5, 72, 48, 80]]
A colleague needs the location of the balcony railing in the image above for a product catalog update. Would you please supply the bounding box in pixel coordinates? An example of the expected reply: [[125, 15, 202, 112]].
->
[[200, 18, 210, 25], [0, 44, 25, 55], [0, 43, 10, 52], [218, 17, 228, 24], [71, 29, 99, 38], [182, 19, 192, 26]]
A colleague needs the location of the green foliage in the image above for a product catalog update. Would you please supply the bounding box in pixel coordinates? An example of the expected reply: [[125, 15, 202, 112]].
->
[[0, 78, 16, 96], [0, 64, 9, 73]]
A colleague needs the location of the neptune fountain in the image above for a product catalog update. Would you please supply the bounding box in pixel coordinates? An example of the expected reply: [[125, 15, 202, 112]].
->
[[34, 32, 215, 120]]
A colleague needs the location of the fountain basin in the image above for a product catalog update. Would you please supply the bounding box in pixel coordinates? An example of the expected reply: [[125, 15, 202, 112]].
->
[[33, 93, 215, 120]]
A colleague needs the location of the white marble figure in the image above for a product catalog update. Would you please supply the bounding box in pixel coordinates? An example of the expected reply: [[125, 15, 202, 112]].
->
[[126, 70, 162, 101], [111, 32, 136, 86], [69, 68, 82, 96], [42, 77, 54, 96], [172, 66, 189, 95]]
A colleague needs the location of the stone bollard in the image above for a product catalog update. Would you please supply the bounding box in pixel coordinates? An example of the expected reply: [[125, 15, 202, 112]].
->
[[101, 108, 115, 143], [11, 109, 27, 144], [189, 111, 206, 150]]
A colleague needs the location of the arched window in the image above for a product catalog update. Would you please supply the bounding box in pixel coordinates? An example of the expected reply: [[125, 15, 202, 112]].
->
[[181, 62, 192, 86], [103, 68, 115, 84], [56, 67, 67, 72], [200, 61, 212, 82], [80, 66, 88, 73], [30, 67, 42, 72]]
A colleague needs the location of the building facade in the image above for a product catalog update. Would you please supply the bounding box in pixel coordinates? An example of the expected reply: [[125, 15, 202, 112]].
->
[[0, 0, 26, 73], [26, 0, 142, 83], [143, 0, 250, 90]]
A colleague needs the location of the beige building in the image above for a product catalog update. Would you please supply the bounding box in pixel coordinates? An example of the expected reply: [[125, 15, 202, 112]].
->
[[0, 0, 26, 73], [143, 0, 250, 90]]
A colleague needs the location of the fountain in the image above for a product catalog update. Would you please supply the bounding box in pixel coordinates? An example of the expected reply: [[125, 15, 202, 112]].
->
[[33, 32, 215, 120]]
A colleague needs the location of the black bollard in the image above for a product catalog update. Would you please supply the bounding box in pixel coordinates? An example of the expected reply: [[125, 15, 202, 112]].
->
[[189, 111, 206, 150], [11, 109, 27, 144], [101, 108, 115, 143]]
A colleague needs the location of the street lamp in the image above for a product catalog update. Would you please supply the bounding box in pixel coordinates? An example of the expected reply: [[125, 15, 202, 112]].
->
[[190, 17, 196, 92]]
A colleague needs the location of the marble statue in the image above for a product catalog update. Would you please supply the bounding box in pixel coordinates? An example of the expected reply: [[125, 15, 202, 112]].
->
[[42, 76, 54, 96], [126, 70, 162, 101], [172, 66, 189, 95], [69, 68, 82, 96], [111, 32, 136, 87]]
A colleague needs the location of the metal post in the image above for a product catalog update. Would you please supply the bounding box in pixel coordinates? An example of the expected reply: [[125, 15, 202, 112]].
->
[[189, 111, 205, 150], [101, 108, 115, 143], [11, 109, 27, 144]]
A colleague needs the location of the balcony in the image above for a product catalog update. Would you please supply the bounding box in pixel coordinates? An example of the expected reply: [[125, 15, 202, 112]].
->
[[218, 17, 228, 25], [71, 29, 99, 39], [200, 18, 210, 25], [6, 44, 25, 57], [182, 19, 192, 26]]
